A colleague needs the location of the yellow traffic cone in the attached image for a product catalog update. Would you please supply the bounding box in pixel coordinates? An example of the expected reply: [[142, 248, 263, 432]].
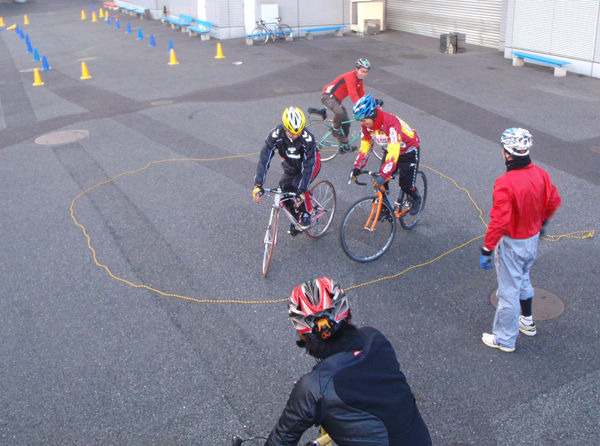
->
[[99, 9, 104, 19], [33, 68, 44, 86], [168, 48, 179, 65], [80, 62, 92, 80], [214, 43, 225, 59], [24, 15, 30, 25], [81, 10, 87, 20], [6, 23, 16, 31], [91, 11, 97, 22], [0, 17, 5, 27]]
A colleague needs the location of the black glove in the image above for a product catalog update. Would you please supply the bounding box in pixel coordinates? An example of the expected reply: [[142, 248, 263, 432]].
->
[[375, 98, 384, 107], [540, 219, 548, 237], [351, 168, 361, 178]]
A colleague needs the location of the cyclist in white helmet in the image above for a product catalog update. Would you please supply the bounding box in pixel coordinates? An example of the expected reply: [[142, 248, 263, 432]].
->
[[265, 277, 432, 445], [321, 58, 371, 151], [253, 107, 321, 233], [480, 128, 561, 352]]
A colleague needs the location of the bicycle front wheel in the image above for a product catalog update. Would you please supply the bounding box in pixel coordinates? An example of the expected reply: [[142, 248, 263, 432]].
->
[[308, 121, 339, 162], [399, 170, 427, 229], [340, 197, 396, 262], [305, 180, 336, 239], [252, 26, 269, 44], [262, 208, 278, 277], [277, 24, 293, 40]]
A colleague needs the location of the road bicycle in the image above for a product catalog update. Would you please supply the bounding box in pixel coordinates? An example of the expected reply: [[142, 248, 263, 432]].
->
[[260, 180, 336, 277], [340, 170, 427, 262], [306, 107, 386, 162], [232, 428, 332, 445], [251, 17, 293, 44]]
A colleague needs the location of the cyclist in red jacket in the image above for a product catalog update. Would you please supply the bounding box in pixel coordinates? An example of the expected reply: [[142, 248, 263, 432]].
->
[[479, 128, 562, 352], [349, 94, 423, 215], [321, 58, 371, 151]]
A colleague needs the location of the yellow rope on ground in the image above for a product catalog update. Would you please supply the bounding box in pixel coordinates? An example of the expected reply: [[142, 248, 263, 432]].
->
[[70, 155, 594, 304]]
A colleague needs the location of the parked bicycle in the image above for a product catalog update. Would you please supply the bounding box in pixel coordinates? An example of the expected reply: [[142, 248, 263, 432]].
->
[[340, 170, 427, 262], [251, 17, 293, 44], [232, 428, 332, 445], [260, 180, 336, 277], [307, 107, 386, 162]]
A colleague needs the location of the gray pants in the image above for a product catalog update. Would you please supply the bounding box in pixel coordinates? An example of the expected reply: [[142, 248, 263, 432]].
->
[[492, 233, 539, 348], [321, 93, 349, 143]]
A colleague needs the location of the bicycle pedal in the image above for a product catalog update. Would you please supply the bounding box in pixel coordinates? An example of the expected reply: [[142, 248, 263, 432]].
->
[[288, 224, 301, 237]]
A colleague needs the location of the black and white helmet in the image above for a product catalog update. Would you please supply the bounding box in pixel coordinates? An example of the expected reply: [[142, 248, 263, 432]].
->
[[355, 58, 371, 70], [501, 127, 532, 156]]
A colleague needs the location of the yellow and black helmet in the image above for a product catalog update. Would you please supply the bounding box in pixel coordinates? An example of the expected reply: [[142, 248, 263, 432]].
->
[[282, 106, 306, 135]]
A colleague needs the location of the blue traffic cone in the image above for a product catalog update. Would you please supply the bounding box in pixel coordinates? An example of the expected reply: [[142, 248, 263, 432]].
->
[[106, 16, 111, 26], [168, 39, 174, 53], [137, 28, 143, 40], [25, 35, 33, 53], [126, 22, 132, 34], [15, 24, 20, 34], [42, 55, 51, 71], [115, 18, 120, 30], [149, 33, 156, 47], [33, 47, 40, 62], [19, 28, 25, 39]]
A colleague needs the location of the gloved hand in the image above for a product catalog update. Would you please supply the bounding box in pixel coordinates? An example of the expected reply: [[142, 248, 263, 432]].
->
[[375, 98, 384, 107], [540, 219, 548, 237], [480, 247, 493, 270], [294, 192, 306, 207], [350, 168, 361, 181], [252, 185, 264, 203], [372, 175, 387, 189]]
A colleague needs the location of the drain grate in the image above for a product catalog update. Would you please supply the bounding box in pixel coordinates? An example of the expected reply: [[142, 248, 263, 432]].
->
[[35, 129, 89, 145], [490, 287, 564, 320]]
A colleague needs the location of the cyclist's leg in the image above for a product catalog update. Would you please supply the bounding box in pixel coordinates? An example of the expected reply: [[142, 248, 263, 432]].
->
[[304, 152, 322, 212], [397, 149, 420, 200], [279, 168, 299, 215], [321, 94, 347, 144]]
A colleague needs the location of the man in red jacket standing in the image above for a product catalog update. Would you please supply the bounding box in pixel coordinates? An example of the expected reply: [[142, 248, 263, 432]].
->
[[480, 128, 562, 352], [321, 58, 370, 151]]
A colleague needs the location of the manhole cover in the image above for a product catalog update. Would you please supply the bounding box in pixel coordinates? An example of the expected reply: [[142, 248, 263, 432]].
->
[[35, 129, 89, 145], [490, 287, 564, 320]]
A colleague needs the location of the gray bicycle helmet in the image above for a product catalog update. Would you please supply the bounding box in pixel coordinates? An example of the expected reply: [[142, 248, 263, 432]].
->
[[355, 58, 371, 70]]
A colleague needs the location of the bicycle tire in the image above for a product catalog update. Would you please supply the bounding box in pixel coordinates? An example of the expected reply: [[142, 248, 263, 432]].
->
[[277, 24, 293, 40], [307, 121, 339, 162], [262, 208, 278, 277], [305, 180, 336, 239], [399, 170, 427, 229], [340, 196, 396, 262], [252, 26, 269, 44]]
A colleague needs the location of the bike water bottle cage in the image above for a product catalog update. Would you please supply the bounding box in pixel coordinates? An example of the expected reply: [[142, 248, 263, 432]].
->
[[355, 58, 371, 69], [352, 94, 377, 120], [282, 106, 306, 135], [501, 127, 532, 156]]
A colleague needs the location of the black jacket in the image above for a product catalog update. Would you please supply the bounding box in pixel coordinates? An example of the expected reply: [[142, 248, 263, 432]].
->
[[265, 327, 432, 446], [254, 125, 318, 194]]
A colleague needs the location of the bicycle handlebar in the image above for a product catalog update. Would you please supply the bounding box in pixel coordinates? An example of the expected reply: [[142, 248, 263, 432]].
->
[[262, 187, 300, 197], [348, 170, 394, 186]]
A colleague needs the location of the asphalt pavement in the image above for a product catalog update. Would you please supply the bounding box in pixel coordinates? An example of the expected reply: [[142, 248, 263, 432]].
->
[[1, 1, 599, 445]]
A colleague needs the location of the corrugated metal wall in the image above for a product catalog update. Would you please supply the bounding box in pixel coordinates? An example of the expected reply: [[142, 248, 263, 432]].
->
[[512, 0, 598, 60], [386, 0, 503, 48]]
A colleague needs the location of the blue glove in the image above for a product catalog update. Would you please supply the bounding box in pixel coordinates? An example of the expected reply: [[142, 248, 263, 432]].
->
[[372, 175, 386, 189], [480, 247, 493, 270]]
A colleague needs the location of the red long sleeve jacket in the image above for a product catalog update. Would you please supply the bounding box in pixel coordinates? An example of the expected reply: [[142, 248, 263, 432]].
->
[[484, 163, 562, 251], [322, 71, 365, 103]]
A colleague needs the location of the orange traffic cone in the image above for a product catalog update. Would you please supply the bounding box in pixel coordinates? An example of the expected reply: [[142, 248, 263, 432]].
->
[[92, 11, 97, 22], [81, 10, 87, 20], [214, 43, 225, 59], [168, 48, 179, 65], [80, 61, 92, 80], [23, 15, 30, 25], [0, 17, 5, 27], [33, 68, 44, 86]]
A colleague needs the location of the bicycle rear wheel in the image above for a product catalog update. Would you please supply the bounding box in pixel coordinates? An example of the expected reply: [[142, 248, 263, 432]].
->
[[399, 170, 427, 230], [277, 24, 293, 40], [340, 196, 396, 262], [252, 26, 269, 44], [308, 121, 339, 162], [262, 208, 278, 277], [305, 180, 336, 239]]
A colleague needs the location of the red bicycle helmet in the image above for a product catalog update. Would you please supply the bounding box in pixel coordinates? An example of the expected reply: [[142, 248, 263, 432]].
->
[[289, 277, 349, 339]]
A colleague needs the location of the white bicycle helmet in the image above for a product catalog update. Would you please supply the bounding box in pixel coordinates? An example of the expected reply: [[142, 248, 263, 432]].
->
[[282, 106, 306, 135], [501, 127, 532, 156]]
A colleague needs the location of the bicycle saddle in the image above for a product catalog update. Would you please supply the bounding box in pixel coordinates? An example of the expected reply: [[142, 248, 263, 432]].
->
[[307, 107, 327, 120]]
